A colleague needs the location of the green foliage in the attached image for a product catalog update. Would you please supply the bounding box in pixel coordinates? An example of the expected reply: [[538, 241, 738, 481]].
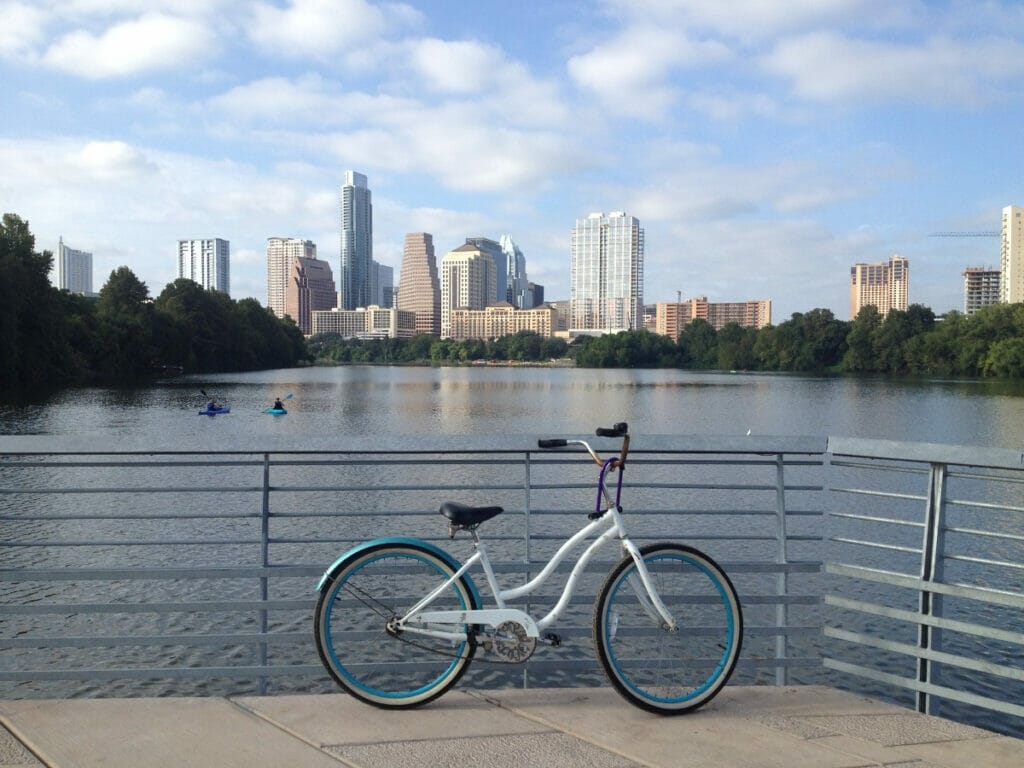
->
[[0, 213, 307, 389], [307, 330, 566, 366], [564, 301, 1024, 379]]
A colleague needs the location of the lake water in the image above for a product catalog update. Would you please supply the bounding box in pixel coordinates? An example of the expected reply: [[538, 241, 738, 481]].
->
[[4, 366, 1024, 448]]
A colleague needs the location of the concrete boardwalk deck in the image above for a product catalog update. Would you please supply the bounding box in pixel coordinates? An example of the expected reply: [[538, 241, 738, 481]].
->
[[1, 686, 1021, 768]]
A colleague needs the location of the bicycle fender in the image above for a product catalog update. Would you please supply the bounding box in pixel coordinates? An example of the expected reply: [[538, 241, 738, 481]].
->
[[315, 536, 482, 606]]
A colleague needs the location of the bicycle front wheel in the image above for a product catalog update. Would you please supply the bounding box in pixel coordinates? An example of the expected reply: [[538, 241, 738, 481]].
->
[[314, 542, 478, 708], [594, 543, 742, 714]]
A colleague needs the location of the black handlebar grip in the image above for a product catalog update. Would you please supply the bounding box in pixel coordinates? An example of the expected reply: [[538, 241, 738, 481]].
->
[[595, 422, 628, 438], [538, 438, 568, 449]]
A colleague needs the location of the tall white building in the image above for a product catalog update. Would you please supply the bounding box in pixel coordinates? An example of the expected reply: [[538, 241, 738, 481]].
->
[[570, 212, 645, 335], [340, 170, 372, 310], [440, 242, 498, 338], [177, 238, 230, 293], [267, 237, 317, 318], [56, 237, 93, 295], [1001, 205, 1024, 304]]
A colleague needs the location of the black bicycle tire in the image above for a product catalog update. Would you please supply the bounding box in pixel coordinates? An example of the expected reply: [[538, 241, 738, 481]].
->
[[593, 542, 743, 714], [314, 541, 479, 708]]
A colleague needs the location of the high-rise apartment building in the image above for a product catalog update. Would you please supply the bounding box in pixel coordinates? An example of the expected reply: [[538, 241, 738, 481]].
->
[[449, 304, 557, 341], [285, 257, 337, 335], [340, 170, 372, 310], [655, 296, 771, 338], [1001, 205, 1023, 304], [311, 305, 417, 339], [56, 237, 93, 295], [267, 237, 317, 319], [440, 242, 498, 338], [500, 235, 529, 307], [570, 212, 644, 335], [177, 238, 229, 293], [397, 233, 441, 336], [962, 267, 1001, 315], [849, 255, 908, 320]]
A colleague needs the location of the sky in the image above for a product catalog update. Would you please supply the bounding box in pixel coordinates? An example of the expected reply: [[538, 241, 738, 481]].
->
[[2, 0, 1023, 322]]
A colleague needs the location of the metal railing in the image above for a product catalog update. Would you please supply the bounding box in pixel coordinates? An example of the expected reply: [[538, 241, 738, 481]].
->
[[825, 437, 1024, 726], [2, 433, 1023, 732], [0, 435, 823, 698]]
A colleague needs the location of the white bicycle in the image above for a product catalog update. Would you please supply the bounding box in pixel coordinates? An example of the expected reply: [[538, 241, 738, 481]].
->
[[314, 422, 743, 714]]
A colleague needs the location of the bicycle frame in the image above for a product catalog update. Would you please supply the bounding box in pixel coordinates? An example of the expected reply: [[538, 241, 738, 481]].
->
[[397, 453, 677, 643]]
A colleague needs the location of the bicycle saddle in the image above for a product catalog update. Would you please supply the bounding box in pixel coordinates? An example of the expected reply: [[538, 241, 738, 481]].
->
[[439, 501, 504, 527]]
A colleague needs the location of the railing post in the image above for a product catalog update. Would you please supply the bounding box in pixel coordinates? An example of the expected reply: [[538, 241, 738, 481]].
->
[[774, 454, 789, 686], [522, 450, 532, 690], [917, 462, 948, 715], [259, 452, 271, 695]]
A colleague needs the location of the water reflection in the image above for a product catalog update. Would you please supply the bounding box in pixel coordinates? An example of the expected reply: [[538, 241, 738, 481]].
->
[[0, 367, 1021, 450]]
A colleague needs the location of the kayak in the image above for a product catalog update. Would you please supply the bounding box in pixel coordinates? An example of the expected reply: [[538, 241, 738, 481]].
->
[[198, 406, 231, 416], [267, 407, 287, 415]]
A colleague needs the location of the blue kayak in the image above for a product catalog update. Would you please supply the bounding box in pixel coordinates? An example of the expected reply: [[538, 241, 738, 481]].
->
[[199, 406, 230, 416], [267, 407, 287, 415]]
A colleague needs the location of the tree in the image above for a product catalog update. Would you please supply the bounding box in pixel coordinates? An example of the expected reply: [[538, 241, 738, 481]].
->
[[842, 306, 882, 372], [982, 337, 1024, 377], [678, 320, 718, 369], [717, 323, 758, 370]]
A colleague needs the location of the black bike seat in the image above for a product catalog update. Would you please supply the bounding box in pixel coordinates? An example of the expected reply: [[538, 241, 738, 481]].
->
[[439, 501, 503, 527]]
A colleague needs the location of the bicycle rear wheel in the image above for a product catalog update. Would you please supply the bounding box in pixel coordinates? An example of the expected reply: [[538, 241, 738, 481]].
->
[[314, 541, 478, 708], [593, 543, 742, 714]]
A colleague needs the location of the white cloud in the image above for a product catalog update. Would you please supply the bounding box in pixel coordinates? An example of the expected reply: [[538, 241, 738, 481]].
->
[[763, 32, 1024, 105], [247, 0, 421, 59], [409, 38, 506, 94], [68, 140, 159, 179], [43, 13, 216, 78], [567, 24, 731, 117], [0, 2, 47, 59]]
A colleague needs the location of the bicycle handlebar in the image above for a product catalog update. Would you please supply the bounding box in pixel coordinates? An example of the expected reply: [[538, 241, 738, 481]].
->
[[537, 423, 630, 467], [537, 438, 568, 449]]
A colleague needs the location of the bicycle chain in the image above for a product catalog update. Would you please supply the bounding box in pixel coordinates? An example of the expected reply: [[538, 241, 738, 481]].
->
[[338, 582, 541, 666]]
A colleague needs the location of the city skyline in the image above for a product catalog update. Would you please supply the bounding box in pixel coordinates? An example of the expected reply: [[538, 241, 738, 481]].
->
[[7, 2, 1024, 320]]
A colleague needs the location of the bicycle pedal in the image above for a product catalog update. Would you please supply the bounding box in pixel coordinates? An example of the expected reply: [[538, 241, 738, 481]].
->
[[543, 633, 561, 647]]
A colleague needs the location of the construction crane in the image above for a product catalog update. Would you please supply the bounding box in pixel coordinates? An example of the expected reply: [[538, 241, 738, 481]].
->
[[928, 231, 999, 237]]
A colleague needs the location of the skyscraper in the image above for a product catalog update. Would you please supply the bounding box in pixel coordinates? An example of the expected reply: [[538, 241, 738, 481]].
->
[[963, 267, 1001, 315], [1001, 205, 1023, 304], [465, 237, 506, 305], [849, 255, 908, 320], [371, 261, 394, 308], [267, 237, 317, 319], [340, 170, 372, 309], [285, 256, 336, 335], [500, 234, 529, 307], [397, 233, 441, 336], [440, 242, 498, 338], [570, 212, 645, 334], [56, 237, 93, 295], [177, 238, 230, 293]]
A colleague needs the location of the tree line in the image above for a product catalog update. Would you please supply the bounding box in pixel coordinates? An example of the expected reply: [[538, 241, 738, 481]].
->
[[574, 304, 1024, 377], [307, 330, 569, 364], [1, 213, 307, 390]]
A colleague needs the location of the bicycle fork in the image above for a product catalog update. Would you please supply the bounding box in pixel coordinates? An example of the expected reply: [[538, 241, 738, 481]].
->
[[618, 538, 679, 633]]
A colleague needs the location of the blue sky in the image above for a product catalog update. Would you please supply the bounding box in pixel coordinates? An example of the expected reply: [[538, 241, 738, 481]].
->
[[3, 0, 1023, 322]]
